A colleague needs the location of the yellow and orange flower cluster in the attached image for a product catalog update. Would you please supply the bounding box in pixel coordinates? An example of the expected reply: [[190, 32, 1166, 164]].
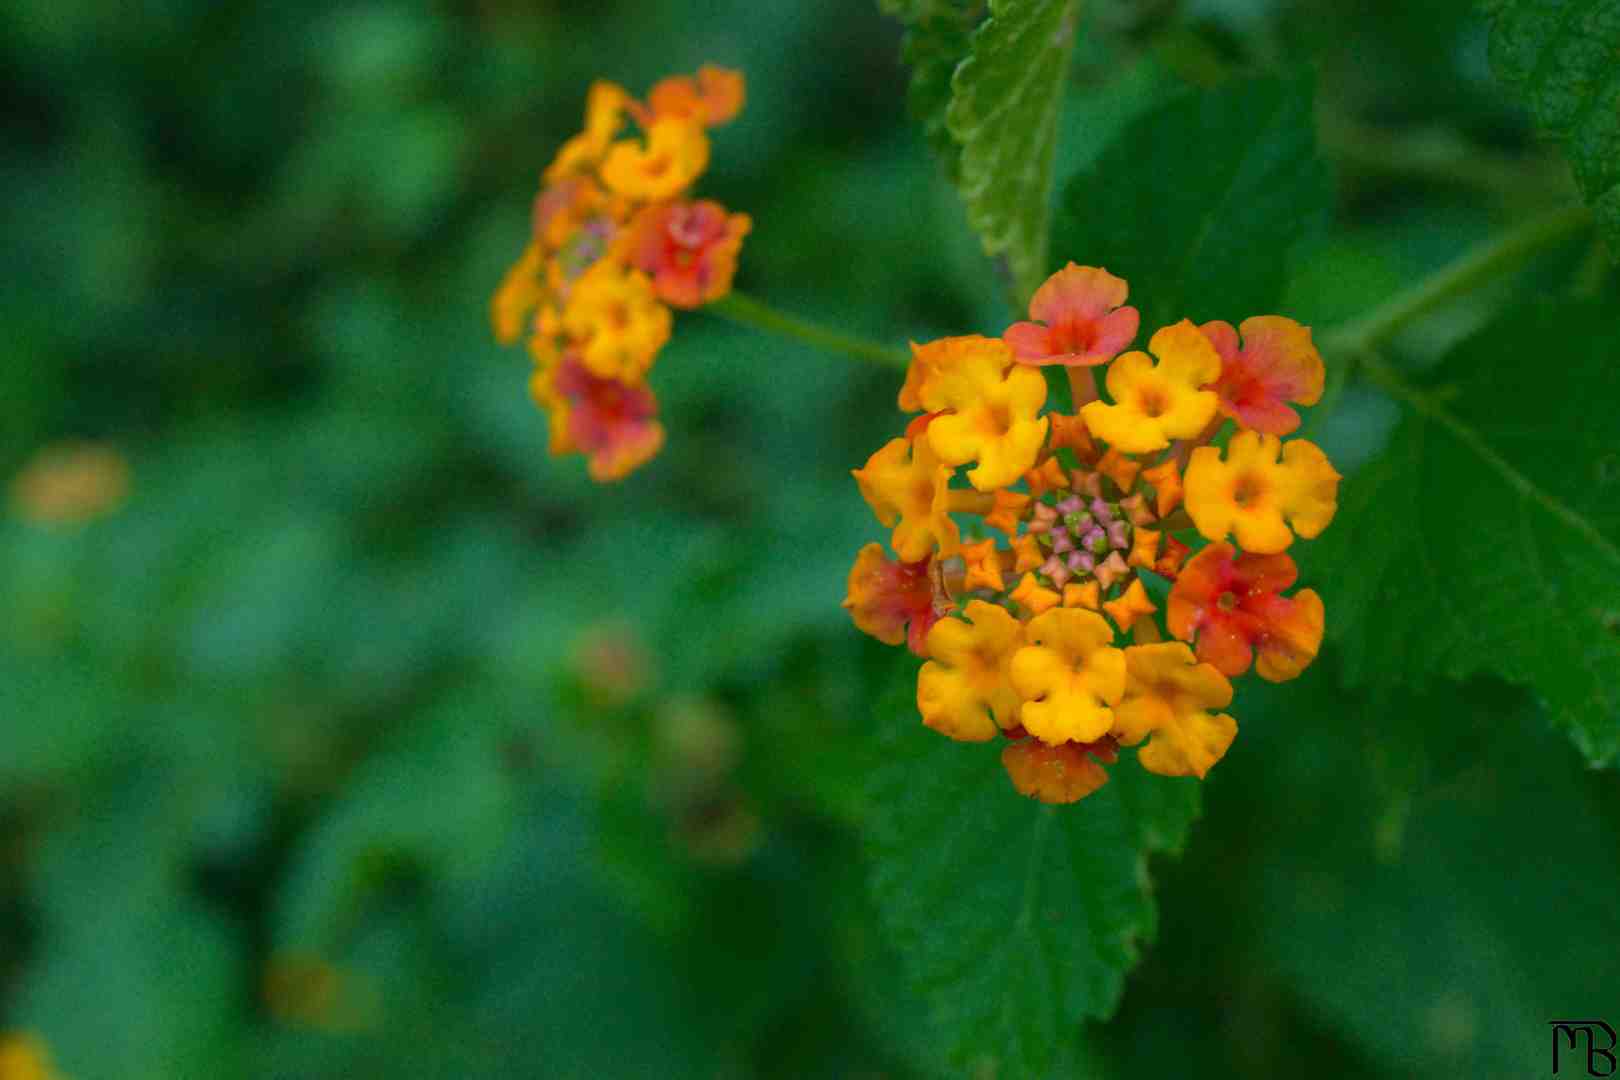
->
[[845, 263, 1341, 803], [491, 66, 751, 481]]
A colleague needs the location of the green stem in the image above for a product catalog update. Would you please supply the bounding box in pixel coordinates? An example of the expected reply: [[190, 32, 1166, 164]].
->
[[1322, 203, 1592, 356], [709, 291, 910, 370]]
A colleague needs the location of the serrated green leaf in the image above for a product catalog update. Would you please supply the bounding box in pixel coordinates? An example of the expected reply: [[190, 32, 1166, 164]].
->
[[1482, 0, 1620, 253], [946, 0, 1082, 302], [1053, 75, 1332, 330], [1307, 300, 1620, 765], [898, 4, 983, 185], [864, 668, 1201, 1076]]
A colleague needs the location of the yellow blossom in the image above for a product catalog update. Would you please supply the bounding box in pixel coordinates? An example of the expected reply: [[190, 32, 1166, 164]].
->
[[1008, 608, 1127, 745], [1112, 643, 1236, 778], [852, 436, 959, 560], [9, 442, 131, 527], [917, 600, 1025, 741], [560, 261, 672, 381], [1080, 320, 1221, 453], [1184, 430, 1340, 554], [600, 116, 710, 201], [916, 336, 1049, 491], [0, 1033, 60, 1080]]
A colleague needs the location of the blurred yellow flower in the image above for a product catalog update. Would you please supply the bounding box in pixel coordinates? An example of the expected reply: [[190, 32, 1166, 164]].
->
[[9, 442, 130, 527], [0, 1032, 62, 1080]]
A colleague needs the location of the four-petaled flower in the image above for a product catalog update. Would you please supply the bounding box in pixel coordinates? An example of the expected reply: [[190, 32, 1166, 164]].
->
[[917, 600, 1026, 741], [1167, 542, 1324, 681], [1201, 316, 1324, 436], [626, 200, 752, 308], [1080, 320, 1222, 453], [1004, 264, 1140, 367], [601, 116, 711, 201], [1009, 609, 1128, 745], [1112, 643, 1236, 778], [917, 335, 1049, 491], [853, 435, 960, 561], [843, 543, 943, 658], [1185, 430, 1340, 553]]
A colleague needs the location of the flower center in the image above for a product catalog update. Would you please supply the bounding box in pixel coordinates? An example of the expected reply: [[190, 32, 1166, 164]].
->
[[1137, 387, 1168, 419], [982, 400, 1014, 437], [1217, 591, 1237, 612], [1232, 472, 1264, 508]]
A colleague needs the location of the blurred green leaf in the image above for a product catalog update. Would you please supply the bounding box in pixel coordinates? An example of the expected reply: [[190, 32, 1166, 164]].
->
[[15, 767, 244, 1080], [1230, 670, 1620, 1075], [864, 672, 1200, 1076], [946, 0, 1082, 301], [1308, 299, 1620, 765], [1054, 75, 1332, 329], [1483, 0, 1620, 254], [273, 692, 523, 950]]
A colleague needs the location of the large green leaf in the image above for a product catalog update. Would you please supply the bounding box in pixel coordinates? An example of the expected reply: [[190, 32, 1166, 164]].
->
[[1054, 75, 1332, 330], [1230, 670, 1620, 1075], [945, 0, 1082, 302], [864, 666, 1201, 1077], [1308, 299, 1620, 765], [1483, 0, 1620, 253]]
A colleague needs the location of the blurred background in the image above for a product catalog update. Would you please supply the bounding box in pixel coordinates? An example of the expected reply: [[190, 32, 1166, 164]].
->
[[2, 0, 1616, 1076]]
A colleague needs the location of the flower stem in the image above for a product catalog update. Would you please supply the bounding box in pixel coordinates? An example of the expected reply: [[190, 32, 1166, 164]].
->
[[1322, 203, 1592, 356], [709, 291, 911, 370]]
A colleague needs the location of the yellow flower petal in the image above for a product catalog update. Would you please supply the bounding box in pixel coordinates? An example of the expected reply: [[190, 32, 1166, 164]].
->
[[917, 600, 1025, 741], [1080, 320, 1220, 453], [1008, 608, 1127, 745], [852, 437, 960, 560], [1184, 430, 1341, 553], [560, 262, 672, 381], [600, 117, 710, 201], [921, 337, 1050, 492], [1112, 643, 1235, 778]]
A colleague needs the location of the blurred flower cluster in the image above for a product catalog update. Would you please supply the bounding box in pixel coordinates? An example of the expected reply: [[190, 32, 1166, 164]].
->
[[491, 66, 751, 481], [0, 1033, 61, 1080], [846, 264, 1341, 803]]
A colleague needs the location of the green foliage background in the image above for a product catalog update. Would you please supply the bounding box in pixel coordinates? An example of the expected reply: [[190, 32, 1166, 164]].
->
[[1, 1, 1617, 1077]]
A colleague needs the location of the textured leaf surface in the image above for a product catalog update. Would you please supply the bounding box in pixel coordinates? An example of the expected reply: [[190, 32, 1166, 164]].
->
[[1054, 75, 1331, 330], [880, 1, 984, 185], [864, 668, 1201, 1076], [946, 0, 1082, 301], [1307, 300, 1620, 765], [1483, 0, 1620, 252]]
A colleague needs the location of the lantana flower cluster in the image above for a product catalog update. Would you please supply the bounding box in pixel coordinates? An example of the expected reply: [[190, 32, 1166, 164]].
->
[[845, 264, 1341, 803], [490, 66, 750, 481]]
